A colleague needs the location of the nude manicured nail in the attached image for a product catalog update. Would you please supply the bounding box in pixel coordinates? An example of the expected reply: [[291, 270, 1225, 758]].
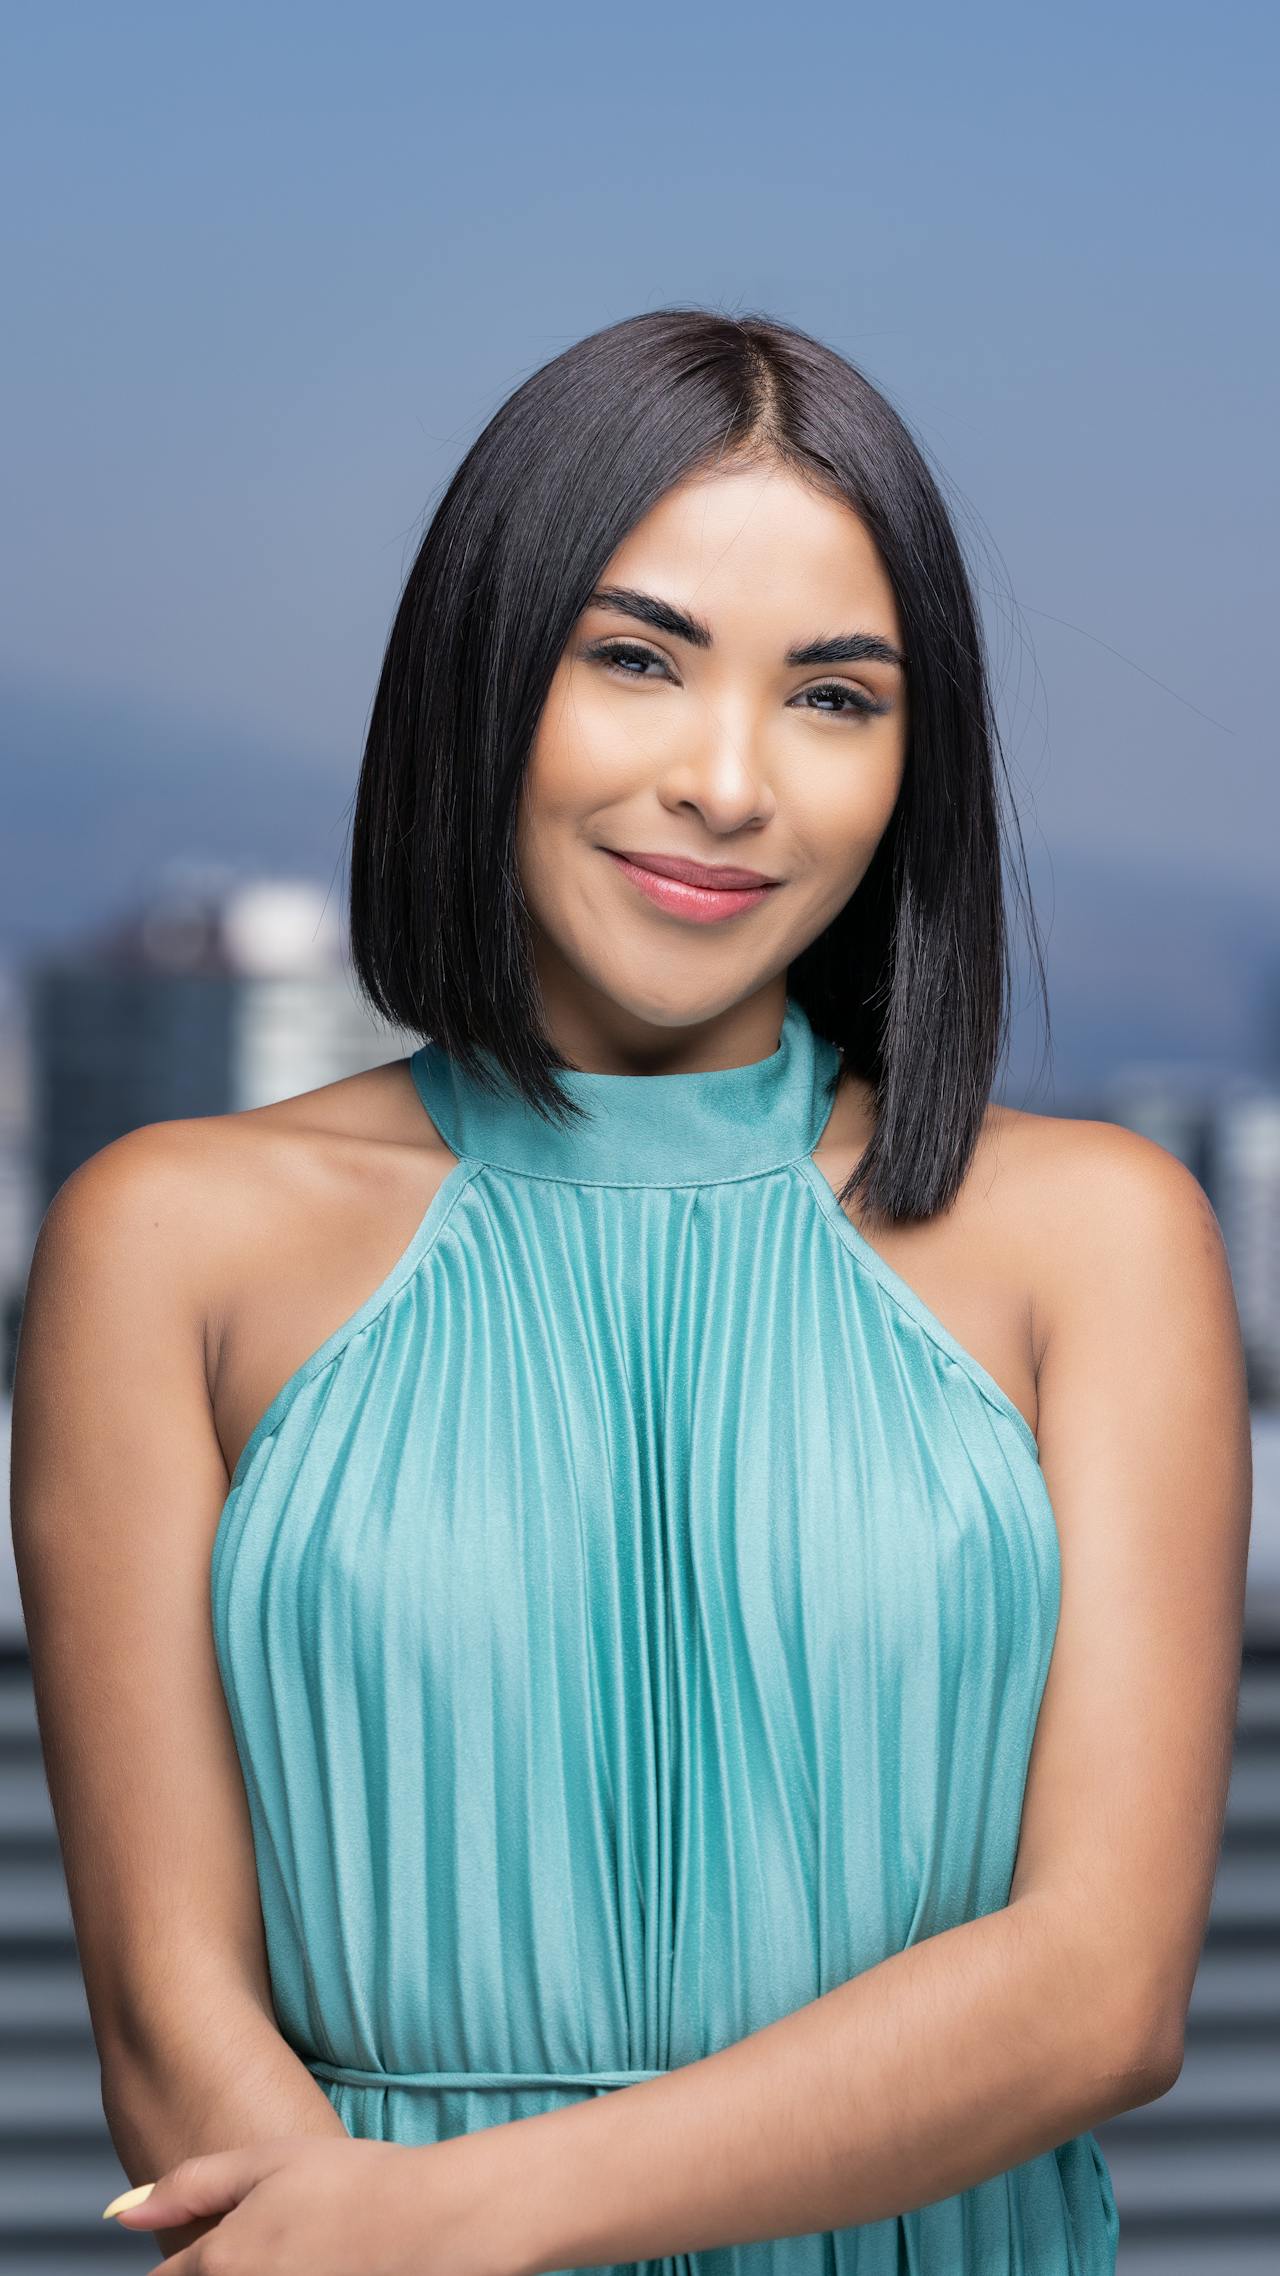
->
[[102, 2181, 156, 2219]]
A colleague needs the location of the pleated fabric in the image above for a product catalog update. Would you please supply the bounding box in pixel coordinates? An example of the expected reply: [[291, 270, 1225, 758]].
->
[[210, 993, 1120, 2274]]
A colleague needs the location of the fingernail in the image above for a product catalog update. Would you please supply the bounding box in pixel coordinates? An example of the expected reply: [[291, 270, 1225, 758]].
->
[[102, 2182, 156, 2219]]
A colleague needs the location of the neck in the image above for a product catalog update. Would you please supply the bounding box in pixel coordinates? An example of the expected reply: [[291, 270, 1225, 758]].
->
[[410, 992, 846, 1190], [530, 980, 793, 1082]]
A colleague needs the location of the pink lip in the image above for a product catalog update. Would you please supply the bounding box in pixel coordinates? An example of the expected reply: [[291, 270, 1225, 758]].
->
[[603, 848, 779, 924], [611, 850, 779, 888]]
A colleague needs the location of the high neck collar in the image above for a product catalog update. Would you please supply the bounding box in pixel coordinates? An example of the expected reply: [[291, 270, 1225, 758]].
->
[[409, 994, 843, 1188]]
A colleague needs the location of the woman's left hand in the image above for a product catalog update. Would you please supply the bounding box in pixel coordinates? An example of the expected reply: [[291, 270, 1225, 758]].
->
[[105, 2131, 516, 2276]]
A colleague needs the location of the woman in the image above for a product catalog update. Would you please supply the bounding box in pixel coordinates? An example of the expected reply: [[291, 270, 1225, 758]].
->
[[12, 308, 1250, 2276]]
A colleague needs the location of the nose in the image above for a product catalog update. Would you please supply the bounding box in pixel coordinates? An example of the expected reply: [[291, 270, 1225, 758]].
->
[[659, 695, 776, 828]]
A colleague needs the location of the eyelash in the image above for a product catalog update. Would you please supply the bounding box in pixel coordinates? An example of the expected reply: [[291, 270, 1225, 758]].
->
[[584, 638, 890, 721]]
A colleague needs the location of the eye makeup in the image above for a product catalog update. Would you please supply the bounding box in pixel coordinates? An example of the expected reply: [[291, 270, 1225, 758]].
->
[[583, 638, 893, 721]]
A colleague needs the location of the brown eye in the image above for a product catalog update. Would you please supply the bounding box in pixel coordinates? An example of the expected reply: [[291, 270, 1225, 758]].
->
[[587, 639, 672, 681], [794, 682, 890, 721]]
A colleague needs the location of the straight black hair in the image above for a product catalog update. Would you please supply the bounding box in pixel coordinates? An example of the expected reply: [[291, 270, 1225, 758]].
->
[[349, 305, 1048, 1225]]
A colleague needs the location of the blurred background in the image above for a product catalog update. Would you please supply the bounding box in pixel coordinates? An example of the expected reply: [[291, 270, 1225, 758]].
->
[[1, 2, 1276, 2268]]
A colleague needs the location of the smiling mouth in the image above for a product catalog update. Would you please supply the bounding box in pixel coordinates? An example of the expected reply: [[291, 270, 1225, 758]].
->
[[602, 848, 781, 924]]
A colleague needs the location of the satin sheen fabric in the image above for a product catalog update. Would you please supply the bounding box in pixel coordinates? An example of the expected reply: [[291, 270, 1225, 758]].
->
[[211, 992, 1120, 2273]]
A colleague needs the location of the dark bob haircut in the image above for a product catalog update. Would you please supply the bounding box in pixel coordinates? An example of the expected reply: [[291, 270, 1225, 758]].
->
[[349, 304, 1047, 1226]]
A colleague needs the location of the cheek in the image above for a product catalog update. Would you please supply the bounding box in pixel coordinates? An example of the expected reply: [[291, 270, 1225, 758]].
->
[[792, 721, 906, 845], [516, 692, 614, 903], [516, 742, 584, 887], [782, 774, 901, 916], [791, 779, 888, 866], [534, 670, 672, 810]]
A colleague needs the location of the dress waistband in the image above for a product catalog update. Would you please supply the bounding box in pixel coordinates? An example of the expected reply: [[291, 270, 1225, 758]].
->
[[308, 2058, 663, 2092]]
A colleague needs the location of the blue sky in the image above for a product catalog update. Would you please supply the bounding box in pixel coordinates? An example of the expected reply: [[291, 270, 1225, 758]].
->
[[1, 0, 1275, 1078]]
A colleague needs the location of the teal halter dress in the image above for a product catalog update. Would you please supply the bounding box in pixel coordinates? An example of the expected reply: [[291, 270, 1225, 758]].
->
[[211, 993, 1120, 2274]]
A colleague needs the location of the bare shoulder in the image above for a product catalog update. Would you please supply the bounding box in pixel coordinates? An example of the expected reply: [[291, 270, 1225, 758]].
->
[[982, 1100, 1233, 1358], [847, 1081, 1211, 1256], [28, 1112, 229, 1336], [27, 1053, 447, 1363]]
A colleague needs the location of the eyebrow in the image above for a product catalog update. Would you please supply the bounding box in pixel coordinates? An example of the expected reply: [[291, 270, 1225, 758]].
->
[[585, 584, 907, 672]]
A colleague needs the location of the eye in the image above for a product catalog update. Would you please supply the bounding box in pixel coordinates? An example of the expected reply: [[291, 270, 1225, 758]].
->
[[584, 640, 891, 722], [792, 681, 891, 722], [585, 638, 673, 682]]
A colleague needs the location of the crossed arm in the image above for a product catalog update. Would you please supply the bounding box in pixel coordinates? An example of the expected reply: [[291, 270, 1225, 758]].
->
[[458, 1889, 1157, 2274], [11, 1116, 1251, 2269]]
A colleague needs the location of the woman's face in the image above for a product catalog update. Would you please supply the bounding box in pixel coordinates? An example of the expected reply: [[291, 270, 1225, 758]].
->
[[516, 454, 909, 1051]]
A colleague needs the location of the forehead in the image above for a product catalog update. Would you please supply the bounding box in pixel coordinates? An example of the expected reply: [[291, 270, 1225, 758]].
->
[[594, 461, 899, 634]]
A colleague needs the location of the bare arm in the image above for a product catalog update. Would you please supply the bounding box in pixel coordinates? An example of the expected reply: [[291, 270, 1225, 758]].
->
[[454, 1121, 1252, 2271], [9, 1124, 348, 2262]]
